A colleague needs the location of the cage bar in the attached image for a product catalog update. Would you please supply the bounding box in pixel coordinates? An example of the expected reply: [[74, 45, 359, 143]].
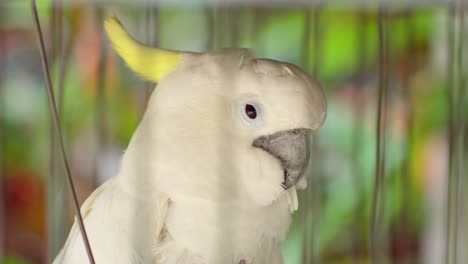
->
[[0, 7, 6, 264], [0, 1, 466, 263], [31, 1, 96, 263], [370, 8, 390, 264], [445, 2, 466, 264]]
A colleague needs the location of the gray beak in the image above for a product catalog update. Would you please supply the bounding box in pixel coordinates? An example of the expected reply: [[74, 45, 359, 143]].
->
[[252, 129, 311, 190]]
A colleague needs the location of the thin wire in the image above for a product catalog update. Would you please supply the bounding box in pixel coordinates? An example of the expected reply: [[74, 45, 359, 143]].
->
[[206, 7, 215, 50], [300, 9, 311, 264], [48, 0, 58, 243], [229, 8, 240, 47], [47, 0, 67, 261], [0, 13, 6, 264], [55, 0, 72, 244], [52, 0, 63, 63], [252, 8, 263, 53], [214, 7, 223, 49], [377, 9, 390, 260], [351, 12, 367, 263], [312, 5, 322, 78], [444, 10, 453, 264], [370, 9, 389, 264], [31, 1, 96, 263], [57, 28, 74, 115], [95, 8, 108, 188], [310, 6, 324, 264], [144, 2, 158, 103], [301, 10, 311, 69], [52, 0, 69, 119], [453, 7, 466, 263], [50, 1, 56, 62], [399, 10, 415, 264], [445, 3, 464, 264], [445, 5, 456, 264]]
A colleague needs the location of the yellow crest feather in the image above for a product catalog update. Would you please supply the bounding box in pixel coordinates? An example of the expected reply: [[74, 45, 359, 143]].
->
[[104, 16, 181, 83]]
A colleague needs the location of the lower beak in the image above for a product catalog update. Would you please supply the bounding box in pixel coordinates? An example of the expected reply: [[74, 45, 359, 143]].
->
[[252, 128, 311, 190]]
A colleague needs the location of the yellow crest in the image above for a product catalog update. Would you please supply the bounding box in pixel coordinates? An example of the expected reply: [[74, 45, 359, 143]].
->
[[104, 16, 181, 83]]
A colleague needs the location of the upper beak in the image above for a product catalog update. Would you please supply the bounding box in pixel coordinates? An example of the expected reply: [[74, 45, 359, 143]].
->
[[252, 128, 311, 190]]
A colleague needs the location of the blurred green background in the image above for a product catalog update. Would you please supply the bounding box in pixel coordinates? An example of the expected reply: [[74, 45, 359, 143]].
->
[[0, 1, 467, 264]]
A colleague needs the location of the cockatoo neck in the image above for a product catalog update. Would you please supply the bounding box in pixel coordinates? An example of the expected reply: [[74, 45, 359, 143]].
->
[[164, 187, 297, 263], [117, 115, 252, 205]]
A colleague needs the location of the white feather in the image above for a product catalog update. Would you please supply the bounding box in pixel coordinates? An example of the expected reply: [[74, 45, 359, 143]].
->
[[55, 48, 326, 264]]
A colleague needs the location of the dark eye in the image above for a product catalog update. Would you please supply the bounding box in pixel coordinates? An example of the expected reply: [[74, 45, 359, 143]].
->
[[245, 104, 257, 119]]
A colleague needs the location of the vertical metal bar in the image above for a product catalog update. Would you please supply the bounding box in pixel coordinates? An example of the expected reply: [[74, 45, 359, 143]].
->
[[216, 6, 234, 50], [312, 5, 322, 78], [0, 8, 5, 264], [47, 0, 68, 261], [216, 7, 227, 50], [453, 8, 464, 264], [229, 8, 240, 48], [31, 1, 96, 263], [48, 0, 58, 175], [309, 5, 323, 264], [57, 23, 73, 115], [206, 7, 215, 50], [48, 2, 58, 255], [351, 11, 367, 263], [445, 4, 457, 264], [300, 9, 311, 264], [214, 7, 222, 49], [312, 6, 322, 264], [378, 9, 390, 261], [51, 0, 63, 63], [445, 2, 464, 263], [94, 7, 108, 188], [399, 9, 415, 264], [454, 7, 466, 262], [301, 10, 311, 70], [252, 8, 263, 53], [50, 0, 56, 62], [144, 2, 158, 103], [445, 5, 454, 263], [208, 6, 223, 50], [370, 8, 389, 264], [144, 1, 157, 48]]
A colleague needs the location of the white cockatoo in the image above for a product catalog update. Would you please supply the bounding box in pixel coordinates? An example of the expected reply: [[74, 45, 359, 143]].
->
[[54, 16, 326, 264]]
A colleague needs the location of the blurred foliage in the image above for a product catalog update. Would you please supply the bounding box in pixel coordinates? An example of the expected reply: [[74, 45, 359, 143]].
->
[[5, 255, 33, 264], [253, 9, 434, 81], [1, 3, 464, 264]]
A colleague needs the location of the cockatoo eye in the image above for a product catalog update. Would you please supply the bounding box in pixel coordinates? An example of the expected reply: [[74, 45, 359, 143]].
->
[[237, 99, 263, 128], [245, 104, 257, 119]]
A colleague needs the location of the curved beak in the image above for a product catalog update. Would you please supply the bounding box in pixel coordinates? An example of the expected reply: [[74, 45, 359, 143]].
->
[[252, 129, 311, 190]]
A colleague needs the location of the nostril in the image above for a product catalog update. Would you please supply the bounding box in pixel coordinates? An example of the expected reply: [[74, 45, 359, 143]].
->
[[290, 128, 310, 136], [291, 129, 301, 135]]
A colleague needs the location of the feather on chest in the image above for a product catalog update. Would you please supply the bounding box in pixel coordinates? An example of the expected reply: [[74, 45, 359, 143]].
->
[[155, 191, 295, 264]]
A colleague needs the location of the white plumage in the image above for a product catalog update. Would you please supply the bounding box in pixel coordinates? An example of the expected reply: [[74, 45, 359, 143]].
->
[[54, 17, 326, 264]]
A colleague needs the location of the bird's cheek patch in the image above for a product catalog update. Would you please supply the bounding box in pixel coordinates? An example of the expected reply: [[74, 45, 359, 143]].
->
[[246, 148, 285, 206]]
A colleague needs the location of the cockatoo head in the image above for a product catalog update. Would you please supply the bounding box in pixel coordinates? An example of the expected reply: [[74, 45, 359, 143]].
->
[[106, 17, 326, 206]]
